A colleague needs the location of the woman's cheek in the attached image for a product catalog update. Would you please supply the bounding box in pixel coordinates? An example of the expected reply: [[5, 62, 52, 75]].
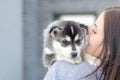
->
[[92, 37, 103, 48], [89, 36, 98, 46]]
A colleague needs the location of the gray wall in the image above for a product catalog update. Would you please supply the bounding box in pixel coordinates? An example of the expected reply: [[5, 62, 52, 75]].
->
[[0, 0, 23, 80]]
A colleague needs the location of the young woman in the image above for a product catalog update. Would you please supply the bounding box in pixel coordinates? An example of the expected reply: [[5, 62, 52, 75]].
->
[[87, 6, 120, 80], [43, 6, 120, 80]]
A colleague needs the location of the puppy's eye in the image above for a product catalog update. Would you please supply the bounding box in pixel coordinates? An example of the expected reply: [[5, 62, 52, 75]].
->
[[62, 40, 70, 46], [75, 39, 81, 44]]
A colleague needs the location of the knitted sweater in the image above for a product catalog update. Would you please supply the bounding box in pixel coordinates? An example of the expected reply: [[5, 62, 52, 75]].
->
[[43, 53, 102, 80]]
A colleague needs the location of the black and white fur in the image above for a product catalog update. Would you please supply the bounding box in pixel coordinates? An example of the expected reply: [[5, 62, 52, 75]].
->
[[43, 20, 88, 68]]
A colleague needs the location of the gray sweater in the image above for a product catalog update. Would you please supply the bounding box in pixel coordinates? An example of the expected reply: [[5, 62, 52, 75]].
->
[[43, 61, 102, 80]]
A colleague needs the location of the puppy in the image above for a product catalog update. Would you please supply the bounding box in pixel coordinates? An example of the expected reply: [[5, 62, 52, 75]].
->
[[43, 20, 88, 68]]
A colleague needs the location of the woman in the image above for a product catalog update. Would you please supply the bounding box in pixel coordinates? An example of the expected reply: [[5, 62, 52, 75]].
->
[[43, 6, 120, 80], [87, 6, 120, 80]]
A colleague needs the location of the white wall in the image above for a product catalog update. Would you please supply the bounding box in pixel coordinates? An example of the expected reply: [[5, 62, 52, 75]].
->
[[0, 0, 23, 80]]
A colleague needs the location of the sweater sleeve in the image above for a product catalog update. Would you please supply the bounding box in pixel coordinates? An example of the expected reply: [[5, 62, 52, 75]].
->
[[43, 61, 101, 80]]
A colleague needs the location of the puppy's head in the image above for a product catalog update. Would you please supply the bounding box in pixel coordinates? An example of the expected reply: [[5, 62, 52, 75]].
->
[[49, 20, 88, 63]]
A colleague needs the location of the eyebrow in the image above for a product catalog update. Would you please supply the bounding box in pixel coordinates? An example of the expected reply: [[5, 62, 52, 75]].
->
[[94, 24, 97, 27]]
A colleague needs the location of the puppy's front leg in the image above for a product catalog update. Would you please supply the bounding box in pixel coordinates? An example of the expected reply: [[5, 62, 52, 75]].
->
[[43, 47, 56, 68]]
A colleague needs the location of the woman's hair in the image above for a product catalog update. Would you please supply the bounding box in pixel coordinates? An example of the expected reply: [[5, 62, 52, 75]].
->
[[99, 6, 120, 80]]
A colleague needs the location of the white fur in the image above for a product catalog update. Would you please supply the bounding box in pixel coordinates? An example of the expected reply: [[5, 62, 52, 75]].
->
[[71, 26, 74, 35], [52, 40, 82, 64], [74, 35, 79, 41], [65, 36, 71, 42], [44, 47, 53, 54]]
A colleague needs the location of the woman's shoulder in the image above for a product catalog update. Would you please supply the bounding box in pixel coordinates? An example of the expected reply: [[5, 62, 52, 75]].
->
[[53, 61, 94, 66], [44, 61, 100, 80], [52, 61, 97, 74], [52, 61, 96, 71]]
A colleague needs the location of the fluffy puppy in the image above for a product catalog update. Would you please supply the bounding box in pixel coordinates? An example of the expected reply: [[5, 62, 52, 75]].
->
[[43, 20, 88, 68]]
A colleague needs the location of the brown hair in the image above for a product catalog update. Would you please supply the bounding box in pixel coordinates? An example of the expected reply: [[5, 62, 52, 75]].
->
[[98, 6, 120, 80]]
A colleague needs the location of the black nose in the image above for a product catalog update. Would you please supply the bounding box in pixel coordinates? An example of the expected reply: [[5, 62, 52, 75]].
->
[[71, 52, 77, 58]]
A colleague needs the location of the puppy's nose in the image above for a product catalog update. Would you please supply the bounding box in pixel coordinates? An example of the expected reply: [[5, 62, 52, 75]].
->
[[71, 52, 77, 58]]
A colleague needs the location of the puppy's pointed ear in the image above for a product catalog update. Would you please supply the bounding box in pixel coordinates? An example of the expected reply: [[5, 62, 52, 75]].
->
[[79, 24, 88, 34], [79, 24, 88, 32], [49, 26, 62, 39]]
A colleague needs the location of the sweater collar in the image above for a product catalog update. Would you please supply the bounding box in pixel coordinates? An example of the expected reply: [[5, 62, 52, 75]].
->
[[84, 53, 101, 67]]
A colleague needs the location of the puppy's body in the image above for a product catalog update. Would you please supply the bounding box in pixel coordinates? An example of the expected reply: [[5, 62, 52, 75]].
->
[[43, 20, 88, 68]]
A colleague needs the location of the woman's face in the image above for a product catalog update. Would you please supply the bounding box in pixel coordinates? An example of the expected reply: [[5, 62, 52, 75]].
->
[[86, 12, 104, 57]]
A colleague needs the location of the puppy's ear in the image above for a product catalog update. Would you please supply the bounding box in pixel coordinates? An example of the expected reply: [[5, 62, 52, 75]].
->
[[49, 26, 62, 38], [79, 24, 88, 32], [79, 24, 88, 34]]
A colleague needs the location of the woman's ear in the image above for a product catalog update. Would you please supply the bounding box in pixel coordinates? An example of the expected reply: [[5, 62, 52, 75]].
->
[[49, 26, 62, 39]]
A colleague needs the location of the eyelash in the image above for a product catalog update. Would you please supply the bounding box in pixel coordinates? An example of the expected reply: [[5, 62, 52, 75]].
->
[[92, 30, 97, 34]]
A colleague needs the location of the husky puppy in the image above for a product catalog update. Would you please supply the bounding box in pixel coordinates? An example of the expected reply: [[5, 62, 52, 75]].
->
[[43, 20, 88, 68]]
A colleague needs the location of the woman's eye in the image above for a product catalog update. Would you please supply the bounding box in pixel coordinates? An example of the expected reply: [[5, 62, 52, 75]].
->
[[92, 30, 97, 34]]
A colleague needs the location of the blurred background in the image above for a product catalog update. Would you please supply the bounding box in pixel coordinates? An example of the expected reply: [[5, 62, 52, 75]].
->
[[0, 0, 120, 80]]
